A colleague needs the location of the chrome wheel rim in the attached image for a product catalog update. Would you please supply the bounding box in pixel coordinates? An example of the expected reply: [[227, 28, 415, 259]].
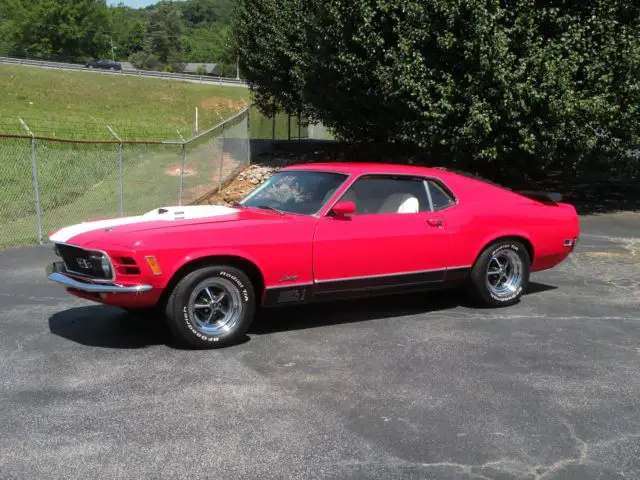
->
[[188, 278, 242, 335], [486, 249, 523, 299]]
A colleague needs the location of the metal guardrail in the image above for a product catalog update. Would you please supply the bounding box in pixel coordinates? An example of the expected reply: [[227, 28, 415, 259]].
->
[[0, 56, 249, 87]]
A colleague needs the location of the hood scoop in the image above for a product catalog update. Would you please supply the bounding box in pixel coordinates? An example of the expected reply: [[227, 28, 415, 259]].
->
[[142, 205, 238, 221]]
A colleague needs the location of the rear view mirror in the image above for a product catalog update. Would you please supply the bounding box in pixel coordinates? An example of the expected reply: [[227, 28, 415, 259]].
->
[[331, 201, 355, 219]]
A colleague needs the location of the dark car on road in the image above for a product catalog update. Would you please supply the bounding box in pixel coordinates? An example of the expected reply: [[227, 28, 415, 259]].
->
[[85, 59, 121, 71]]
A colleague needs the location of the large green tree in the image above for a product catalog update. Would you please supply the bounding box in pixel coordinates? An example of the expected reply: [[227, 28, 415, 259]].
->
[[109, 4, 145, 59], [3, 0, 110, 59], [234, 0, 640, 178], [233, 0, 308, 116], [145, 2, 184, 64]]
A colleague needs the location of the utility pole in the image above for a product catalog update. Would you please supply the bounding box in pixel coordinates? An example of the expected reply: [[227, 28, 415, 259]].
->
[[236, 55, 240, 80], [110, 38, 115, 61]]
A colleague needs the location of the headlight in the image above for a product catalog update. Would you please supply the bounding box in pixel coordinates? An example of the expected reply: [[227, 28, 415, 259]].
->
[[100, 255, 112, 277]]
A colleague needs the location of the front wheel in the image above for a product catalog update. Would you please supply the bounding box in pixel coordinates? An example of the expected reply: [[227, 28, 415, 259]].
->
[[165, 265, 256, 348], [469, 240, 530, 307]]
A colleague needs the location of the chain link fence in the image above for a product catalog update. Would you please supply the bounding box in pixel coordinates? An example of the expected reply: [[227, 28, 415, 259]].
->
[[0, 107, 251, 249]]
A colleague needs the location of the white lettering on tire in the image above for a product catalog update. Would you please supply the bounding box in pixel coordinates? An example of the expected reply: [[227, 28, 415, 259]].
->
[[220, 271, 248, 302], [487, 243, 524, 302], [183, 305, 219, 342]]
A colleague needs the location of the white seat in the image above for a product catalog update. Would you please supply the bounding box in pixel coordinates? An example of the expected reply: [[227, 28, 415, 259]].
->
[[377, 193, 420, 213]]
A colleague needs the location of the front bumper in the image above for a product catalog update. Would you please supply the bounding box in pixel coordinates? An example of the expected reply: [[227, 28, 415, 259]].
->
[[46, 262, 152, 294]]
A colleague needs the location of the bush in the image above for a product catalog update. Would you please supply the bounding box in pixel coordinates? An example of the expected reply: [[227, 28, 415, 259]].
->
[[128, 51, 162, 71], [234, 0, 640, 179]]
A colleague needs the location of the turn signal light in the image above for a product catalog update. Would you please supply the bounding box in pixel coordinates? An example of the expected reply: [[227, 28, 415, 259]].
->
[[145, 256, 162, 275]]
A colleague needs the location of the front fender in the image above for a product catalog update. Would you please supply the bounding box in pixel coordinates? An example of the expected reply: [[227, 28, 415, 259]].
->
[[163, 248, 265, 287], [167, 247, 266, 283]]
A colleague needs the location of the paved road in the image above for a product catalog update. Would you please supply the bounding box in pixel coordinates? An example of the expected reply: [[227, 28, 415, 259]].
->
[[0, 213, 639, 479]]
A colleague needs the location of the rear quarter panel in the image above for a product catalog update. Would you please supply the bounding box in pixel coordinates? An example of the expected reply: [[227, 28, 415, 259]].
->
[[437, 173, 579, 272]]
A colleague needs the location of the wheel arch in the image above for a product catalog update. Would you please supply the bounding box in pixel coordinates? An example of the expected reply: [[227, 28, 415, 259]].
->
[[473, 234, 535, 266], [159, 254, 266, 307]]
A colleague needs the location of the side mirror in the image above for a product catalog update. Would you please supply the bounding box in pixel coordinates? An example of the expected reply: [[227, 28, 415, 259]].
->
[[331, 201, 355, 219]]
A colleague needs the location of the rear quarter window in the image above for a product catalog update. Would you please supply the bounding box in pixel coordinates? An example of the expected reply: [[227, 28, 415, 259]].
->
[[426, 180, 456, 210]]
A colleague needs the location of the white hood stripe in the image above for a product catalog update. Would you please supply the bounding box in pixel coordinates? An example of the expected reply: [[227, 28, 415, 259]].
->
[[49, 205, 239, 243]]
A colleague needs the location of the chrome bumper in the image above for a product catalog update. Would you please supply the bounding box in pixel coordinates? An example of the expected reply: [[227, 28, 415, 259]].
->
[[46, 262, 152, 294]]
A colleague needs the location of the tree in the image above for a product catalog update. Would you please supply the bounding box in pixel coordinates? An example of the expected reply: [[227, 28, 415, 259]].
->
[[0, 0, 26, 54], [109, 5, 145, 59], [180, 0, 218, 28], [234, 0, 640, 178], [145, 2, 183, 64], [10, 0, 110, 59], [233, 0, 309, 117]]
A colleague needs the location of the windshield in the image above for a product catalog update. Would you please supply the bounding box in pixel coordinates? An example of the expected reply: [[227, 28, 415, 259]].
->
[[239, 170, 348, 215]]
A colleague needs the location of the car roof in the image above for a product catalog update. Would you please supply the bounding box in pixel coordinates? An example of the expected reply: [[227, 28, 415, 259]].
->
[[279, 162, 521, 204], [280, 162, 453, 178]]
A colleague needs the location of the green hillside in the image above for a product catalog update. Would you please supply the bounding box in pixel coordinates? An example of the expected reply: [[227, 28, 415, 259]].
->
[[0, 64, 249, 141]]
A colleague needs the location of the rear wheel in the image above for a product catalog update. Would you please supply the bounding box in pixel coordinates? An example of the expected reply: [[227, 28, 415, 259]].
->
[[469, 240, 530, 307], [165, 265, 255, 348]]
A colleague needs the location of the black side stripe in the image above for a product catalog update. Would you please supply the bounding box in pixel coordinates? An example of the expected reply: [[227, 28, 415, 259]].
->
[[263, 267, 472, 306], [315, 269, 445, 294], [445, 266, 472, 281]]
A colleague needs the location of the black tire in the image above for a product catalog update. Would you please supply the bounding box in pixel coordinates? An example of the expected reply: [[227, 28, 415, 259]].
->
[[164, 265, 255, 348], [469, 239, 530, 307]]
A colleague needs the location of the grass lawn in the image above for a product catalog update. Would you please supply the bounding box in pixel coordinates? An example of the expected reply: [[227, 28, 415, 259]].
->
[[0, 64, 249, 141]]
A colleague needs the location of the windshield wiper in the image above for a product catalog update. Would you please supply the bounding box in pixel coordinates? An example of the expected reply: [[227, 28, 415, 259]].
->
[[253, 204, 285, 214]]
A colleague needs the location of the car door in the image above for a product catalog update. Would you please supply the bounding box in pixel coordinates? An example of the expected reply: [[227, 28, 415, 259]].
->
[[312, 174, 451, 295]]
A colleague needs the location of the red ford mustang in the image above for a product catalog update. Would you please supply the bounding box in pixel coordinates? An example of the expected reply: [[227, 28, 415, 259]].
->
[[46, 162, 580, 348]]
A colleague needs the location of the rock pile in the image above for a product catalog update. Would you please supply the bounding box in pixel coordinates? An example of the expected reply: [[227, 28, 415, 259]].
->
[[237, 165, 279, 185]]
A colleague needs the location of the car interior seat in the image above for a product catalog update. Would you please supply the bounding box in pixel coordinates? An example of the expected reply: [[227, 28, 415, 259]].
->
[[377, 193, 420, 213]]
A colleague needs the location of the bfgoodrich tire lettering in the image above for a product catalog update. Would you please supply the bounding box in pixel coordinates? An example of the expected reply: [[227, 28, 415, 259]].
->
[[165, 265, 255, 348], [469, 240, 530, 307]]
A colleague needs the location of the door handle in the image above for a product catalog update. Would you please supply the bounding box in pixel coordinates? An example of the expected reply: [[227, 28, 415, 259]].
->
[[427, 218, 443, 227]]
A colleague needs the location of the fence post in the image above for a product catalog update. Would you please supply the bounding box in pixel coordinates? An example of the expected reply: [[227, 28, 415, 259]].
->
[[179, 143, 186, 205], [247, 108, 252, 165], [271, 102, 276, 140], [218, 122, 226, 190], [107, 126, 124, 216], [287, 114, 291, 140], [20, 119, 43, 244], [297, 113, 301, 139], [176, 129, 187, 206]]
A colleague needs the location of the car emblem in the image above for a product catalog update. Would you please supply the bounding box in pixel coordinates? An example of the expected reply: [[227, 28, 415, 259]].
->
[[76, 258, 91, 269], [279, 274, 299, 282]]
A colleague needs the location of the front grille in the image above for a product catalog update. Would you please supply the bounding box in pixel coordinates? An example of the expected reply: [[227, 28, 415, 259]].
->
[[56, 244, 111, 280]]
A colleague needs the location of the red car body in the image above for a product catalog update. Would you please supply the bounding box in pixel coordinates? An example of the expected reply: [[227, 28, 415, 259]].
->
[[47, 163, 579, 310]]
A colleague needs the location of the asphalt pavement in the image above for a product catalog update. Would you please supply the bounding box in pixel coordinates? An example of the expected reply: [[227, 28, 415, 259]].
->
[[0, 212, 639, 479]]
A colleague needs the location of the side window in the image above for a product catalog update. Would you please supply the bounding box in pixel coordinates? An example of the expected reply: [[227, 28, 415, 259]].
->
[[338, 175, 431, 215], [426, 180, 455, 210]]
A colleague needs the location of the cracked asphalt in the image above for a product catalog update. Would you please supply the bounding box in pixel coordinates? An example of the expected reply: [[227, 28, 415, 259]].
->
[[0, 212, 639, 480]]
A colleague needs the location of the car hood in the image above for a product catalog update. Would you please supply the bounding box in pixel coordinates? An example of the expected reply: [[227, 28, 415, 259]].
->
[[48, 205, 273, 247]]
